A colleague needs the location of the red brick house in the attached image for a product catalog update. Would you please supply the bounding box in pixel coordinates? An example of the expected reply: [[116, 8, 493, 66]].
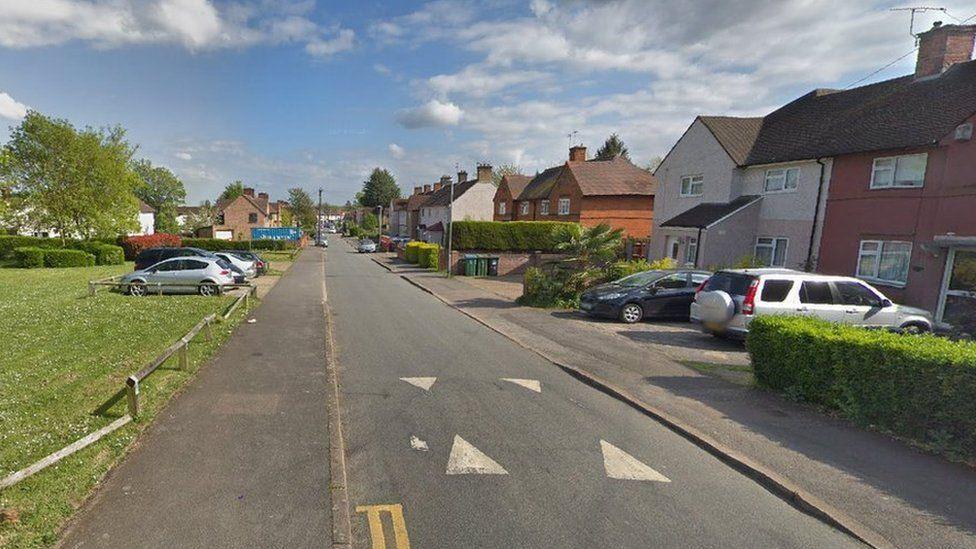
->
[[492, 174, 532, 221], [817, 23, 976, 332], [494, 146, 657, 237], [209, 187, 287, 240]]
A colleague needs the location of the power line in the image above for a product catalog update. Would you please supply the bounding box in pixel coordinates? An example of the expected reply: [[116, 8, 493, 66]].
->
[[844, 47, 919, 89]]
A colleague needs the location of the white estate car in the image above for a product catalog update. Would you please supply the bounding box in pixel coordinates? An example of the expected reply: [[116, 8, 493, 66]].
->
[[214, 252, 257, 279], [690, 268, 933, 338]]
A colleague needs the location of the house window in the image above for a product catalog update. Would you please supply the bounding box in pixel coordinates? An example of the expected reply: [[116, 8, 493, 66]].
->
[[685, 237, 698, 265], [755, 237, 788, 267], [679, 175, 704, 197], [870, 153, 927, 189], [857, 240, 912, 285], [763, 167, 799, 193], [540, 200, 550, 215], [248, 213, 258, 223], [520, 202, 530, 215], [216, 213, 225, 225], [498, 202, 506, 215], [557, 198, 570, 215]]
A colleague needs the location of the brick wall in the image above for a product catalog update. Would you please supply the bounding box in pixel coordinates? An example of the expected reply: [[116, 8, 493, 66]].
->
[[215, 197, 269, 240], [579, 195, 654, 238], [441, 249, 567, 276]]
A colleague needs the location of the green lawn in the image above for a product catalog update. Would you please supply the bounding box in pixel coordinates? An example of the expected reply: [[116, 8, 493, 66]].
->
[[0, 263, 244, 547]]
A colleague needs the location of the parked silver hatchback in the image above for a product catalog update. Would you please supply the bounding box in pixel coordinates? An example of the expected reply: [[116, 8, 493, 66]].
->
[[120, 256, 236, 296], [690, 268, 934, 338]]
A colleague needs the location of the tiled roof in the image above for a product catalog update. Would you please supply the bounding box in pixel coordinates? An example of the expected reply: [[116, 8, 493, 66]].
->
[[406, 191, 432, 211], [659, 195, 761, 228], [565, 157, 656, 196], [500, 174, 532, 198], [427, 221, 444, 232], [176, 205, 201, 215], [426, 180, 482, 206], [699, 117, 764, 165], [517, 166, 564, 200], [137, 199, 156, 214]]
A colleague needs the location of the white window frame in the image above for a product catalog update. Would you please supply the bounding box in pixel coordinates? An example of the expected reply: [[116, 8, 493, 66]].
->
[[685, 237, 698, 265], [540, 199, 550, 215], [679, 175, 704, 197], [763, 167, 800, 193], [755, 237, 789, 267], [498, 201, 506, 215], [870, 153, 927, 189], [856, 239, 912, 286], [557, 197, 570, 215], [520, 201, 530, 215]]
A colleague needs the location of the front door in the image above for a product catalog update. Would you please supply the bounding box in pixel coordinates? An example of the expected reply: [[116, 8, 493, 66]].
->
[[666, 236, 680, 261], [943, 250, 976, 334]]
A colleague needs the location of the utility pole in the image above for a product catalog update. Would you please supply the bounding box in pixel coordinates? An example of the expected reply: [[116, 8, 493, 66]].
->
[[446, 179, 454, 278], [377, 205, 383, 243], [317, 187, 323, 244]]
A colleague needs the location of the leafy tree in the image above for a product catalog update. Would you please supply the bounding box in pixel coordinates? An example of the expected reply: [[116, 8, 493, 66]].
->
[[595, 133, 630, 161], [280, 206, 295, 227], [2, 111, 140, 239], [180, 200, 216, 233], [492, 163, 524, 186], [358, 168, 401, 208], [221, 180, 245, 201], [554, 223, 624, 271], [361, 212, 378, 231], [646, 155, 663, 173], [288, 187, 317, 234], [133, 159, 186, 234]]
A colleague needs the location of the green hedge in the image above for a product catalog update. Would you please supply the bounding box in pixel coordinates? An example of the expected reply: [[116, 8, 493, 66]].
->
[[450, 221, 576, 252], [747, 316, 976, 460], [404, 241, 422, 263], [417, 243, 440, 269], [13, 247, 45, 268], [68, 241, 124, 265], [0, 236, 66, 258], [43, 248, 95, 268], [182, 238, 298, 251]]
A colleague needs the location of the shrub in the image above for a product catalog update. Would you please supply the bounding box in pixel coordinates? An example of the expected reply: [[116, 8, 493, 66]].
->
[[747, 316, 976, 460], [121, 233, 182, 260], [517, 265, 589, 308], [451, 221, 577, 252], [181, 238, 298, 251], [417, 243, 440, 269], [13, 246, 45, 268], [0, 236, 65, 258], [94, 244, 125, 265], [43, 248, 95, 268], [404, 241, 422, 263]]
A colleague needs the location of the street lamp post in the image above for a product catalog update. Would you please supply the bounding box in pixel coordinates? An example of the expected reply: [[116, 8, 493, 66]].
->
[[446, 181, 454, 278]]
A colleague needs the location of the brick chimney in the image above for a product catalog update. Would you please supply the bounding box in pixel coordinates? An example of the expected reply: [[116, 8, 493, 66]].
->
[[243, 187, 255, 197], [258, 192, 269, 200], [569, 145, 587, 162], [915, 22, 976, 79], [423, 184, 432, 193], [413, 186, 422, 195], [433, 182, 443, 191], [457, 170, 468, 183], [476, 163, 492, 182], [439, 175, 452, 187]]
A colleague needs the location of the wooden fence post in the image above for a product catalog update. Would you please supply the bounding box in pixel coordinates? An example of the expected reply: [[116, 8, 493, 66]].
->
[[88, 282, 95, 297], [126, 376, 140, 418], [178, 341, 189, 370], [157, 283, 163, 296], [204, 319, 213, 342]]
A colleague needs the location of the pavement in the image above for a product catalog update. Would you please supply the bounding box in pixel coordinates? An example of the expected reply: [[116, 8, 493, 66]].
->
[[371, 252, 976, 549], [330, 239, 859, 548], [59, 247, 333, 548]]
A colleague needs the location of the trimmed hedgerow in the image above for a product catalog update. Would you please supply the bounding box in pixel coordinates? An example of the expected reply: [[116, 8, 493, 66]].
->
[[747, 315, 976, 460], [404, 241, 422, 264], [121, 233, 182, 260], [417, 243, 440, 270], [181, 238, 298, 251], [451, 221, 576, 252], [0, 236, 65, 258], [13, 247, 45, 268], [43, 248, 95, 268], [94, 244, 125, 265]]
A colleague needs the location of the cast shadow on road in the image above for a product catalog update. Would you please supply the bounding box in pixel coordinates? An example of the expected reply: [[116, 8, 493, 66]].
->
[[619, 328, 745, 353], [646, 373, 976, 538], [452, 296, 521, 310]]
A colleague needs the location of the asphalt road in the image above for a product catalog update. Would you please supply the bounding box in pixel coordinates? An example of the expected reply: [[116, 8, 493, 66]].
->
[[327, 238, 861, 549]]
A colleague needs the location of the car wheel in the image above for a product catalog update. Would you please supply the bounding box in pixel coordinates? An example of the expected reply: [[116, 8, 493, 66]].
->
[[620, 303, 643, 324], [129, 281, 147, 297], [198, 282, 220, 297], [900, 322, 929, 335]]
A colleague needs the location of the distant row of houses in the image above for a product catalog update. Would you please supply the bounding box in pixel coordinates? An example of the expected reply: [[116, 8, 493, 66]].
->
[[389, 22, 976, 330]]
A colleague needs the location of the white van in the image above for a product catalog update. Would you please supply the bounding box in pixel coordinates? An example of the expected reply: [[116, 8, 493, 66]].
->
[[690, 268, 933, 338]]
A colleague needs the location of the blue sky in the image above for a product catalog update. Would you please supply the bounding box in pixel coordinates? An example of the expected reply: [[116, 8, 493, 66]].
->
[[0, 0, 973, 204]]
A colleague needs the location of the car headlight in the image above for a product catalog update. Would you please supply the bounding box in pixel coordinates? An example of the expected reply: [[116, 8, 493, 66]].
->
[[600, 292, 627, 300]]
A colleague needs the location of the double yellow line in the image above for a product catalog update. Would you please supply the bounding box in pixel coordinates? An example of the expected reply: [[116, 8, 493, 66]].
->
[[356, 504, 411, 549]]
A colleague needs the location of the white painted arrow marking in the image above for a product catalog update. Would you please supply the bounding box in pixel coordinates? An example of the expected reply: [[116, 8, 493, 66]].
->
[[399, 377, 436, 391], [600, 440, 670, 482], [501, 378, 541, 393], [446, 435, 508, 475], [410, 436, 429, 452]]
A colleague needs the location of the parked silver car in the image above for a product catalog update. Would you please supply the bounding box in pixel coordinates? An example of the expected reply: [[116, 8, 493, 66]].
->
[[214, 252, 257, 279], [357, 239, 377, 253], [120, 256, 236, 296], [690, 268, 933, 337]]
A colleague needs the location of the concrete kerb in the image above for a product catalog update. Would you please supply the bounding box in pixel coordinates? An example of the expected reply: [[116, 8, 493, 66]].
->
[[397, 273, 891, 549]]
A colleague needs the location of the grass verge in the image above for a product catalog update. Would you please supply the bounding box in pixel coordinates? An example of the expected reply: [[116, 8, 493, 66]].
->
[[680, 360, 755, 386], [0, 263, 246, 547]]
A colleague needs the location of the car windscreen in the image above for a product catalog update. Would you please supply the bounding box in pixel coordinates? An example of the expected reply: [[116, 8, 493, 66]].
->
[[216, 258, 232, 269], [702, 272, 755, 296], [616, 270, 667, 287]]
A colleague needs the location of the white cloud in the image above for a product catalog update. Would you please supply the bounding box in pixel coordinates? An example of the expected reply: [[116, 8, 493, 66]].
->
[[0, 0, 355, 59], [0, 91, 28, 120], [373, 63, 392, 75], [175, 151, 193, 160], [396, 100, 463, 129], [388, 143, 405, 159], [427, 64, 548, 98]]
